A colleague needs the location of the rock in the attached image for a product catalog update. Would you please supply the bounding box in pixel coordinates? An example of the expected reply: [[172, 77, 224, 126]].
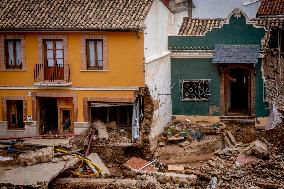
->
[[18, 147, 54, 166], [206, 177, 217, 189], [52, 158, 60, 163], [180, 141, 190, 147], [188, 174, 197, 185], [141, 175, 160, 189], [243, 140, 269, 158], [159, 142, 166, 147]]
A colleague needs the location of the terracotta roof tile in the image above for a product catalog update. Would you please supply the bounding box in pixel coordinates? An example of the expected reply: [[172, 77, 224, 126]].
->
[[251, 18, 282, 29], [178, 17, 225, 36], [257, 0, 284, 17], [179, 17, 282, 36], [0, 0, 154, 31]]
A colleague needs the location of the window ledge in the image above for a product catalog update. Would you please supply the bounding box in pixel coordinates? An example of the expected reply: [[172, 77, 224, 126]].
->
[[0, 69, 26, 72], [34, 81, 72, 87], [80, 69, 109, 72]]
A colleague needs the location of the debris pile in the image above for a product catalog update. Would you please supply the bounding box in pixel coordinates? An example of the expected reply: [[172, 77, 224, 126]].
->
[[159, 120, 223, 145], [18, 146, 54, 166], [72, 121, 132, 147]]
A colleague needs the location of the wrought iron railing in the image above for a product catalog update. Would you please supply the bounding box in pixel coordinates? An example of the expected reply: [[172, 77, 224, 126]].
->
[[34, 63, 71, 83]]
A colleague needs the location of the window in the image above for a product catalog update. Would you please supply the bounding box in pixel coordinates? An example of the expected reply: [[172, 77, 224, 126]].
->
[[86, 39, 103, 70], [44, 40, 64, 67], [7, 100, 24, 129], [181, 79, 211, 101], [5, 39, 22, 69]]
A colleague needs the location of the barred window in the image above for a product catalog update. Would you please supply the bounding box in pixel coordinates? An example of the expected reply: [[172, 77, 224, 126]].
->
[[181, 79, 211, 101]]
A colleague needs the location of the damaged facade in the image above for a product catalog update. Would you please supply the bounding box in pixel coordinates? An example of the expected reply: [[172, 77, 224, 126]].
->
[[169, 8, 269, 123], [0, 0, 173, 143], [256, 0, 284, 112]]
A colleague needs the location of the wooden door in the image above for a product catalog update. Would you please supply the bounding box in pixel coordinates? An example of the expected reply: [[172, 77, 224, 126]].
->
[[44, 40, 64, 81]]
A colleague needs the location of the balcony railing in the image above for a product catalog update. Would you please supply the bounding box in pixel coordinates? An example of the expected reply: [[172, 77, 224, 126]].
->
[[34, 64, 71, 86]]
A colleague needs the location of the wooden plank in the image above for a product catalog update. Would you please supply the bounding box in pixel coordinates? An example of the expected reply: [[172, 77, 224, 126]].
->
[[223, 134, 233, 148], [227, 131, 237, 145]]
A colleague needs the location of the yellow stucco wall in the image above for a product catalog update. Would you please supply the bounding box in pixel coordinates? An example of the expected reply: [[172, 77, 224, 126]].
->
[[0, 31, 144, 126], [0, 90, 135, 122], [0, 32, 145, 87]]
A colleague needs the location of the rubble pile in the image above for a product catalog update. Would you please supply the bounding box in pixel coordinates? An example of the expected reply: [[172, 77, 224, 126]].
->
[[18, 146, 54, 166], [159, 120, 223, 145]]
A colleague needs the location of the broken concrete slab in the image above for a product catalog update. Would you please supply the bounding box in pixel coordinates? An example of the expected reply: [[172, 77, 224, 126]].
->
[[227, 131, 237, 145], [23, 138, 71, 147], [243, 140, 269, 158], [87, 153, 110, 175], [0, 157, 79, 188], [125, 157, 158, 173], [224, 134, 233, 148]]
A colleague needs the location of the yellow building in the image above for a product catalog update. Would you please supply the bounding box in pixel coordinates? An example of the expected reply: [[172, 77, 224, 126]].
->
[[0, 0, 154, 138]]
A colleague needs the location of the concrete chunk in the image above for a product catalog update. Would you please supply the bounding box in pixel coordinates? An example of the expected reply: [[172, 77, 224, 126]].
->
[[87, 153, 110, 175], [227, 131, 237, 145], [243, 140, 269, 157], [0, 157, 79, 188], [95, 121, 109, 141]]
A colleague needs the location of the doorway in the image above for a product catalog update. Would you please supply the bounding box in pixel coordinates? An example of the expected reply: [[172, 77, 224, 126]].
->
[[38, 98, 58, 134], [225, 67, 251, 115], [43, 40, 64, 81], [7, 100, 24, 129]]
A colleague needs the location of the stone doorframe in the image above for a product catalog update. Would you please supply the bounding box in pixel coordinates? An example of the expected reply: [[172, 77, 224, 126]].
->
[[219, 64, 256, 116]]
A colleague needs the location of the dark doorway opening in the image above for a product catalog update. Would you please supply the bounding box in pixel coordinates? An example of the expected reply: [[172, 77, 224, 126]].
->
[[61, 109, 71, 132], [7, 100, 24, 129], [225, 68, 250, 115], [38, 97, 58, 134], [90, 103, 133, 127]]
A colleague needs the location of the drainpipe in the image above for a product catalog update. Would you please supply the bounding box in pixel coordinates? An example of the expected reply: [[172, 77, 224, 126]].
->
[[188, 0, 192, 17]]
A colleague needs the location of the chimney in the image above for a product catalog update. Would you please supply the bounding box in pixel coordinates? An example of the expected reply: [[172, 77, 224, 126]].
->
[[188, 0, 192, 17]]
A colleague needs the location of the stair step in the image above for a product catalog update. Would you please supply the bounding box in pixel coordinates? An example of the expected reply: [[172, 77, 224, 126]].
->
[[220, 116, 255, 123]]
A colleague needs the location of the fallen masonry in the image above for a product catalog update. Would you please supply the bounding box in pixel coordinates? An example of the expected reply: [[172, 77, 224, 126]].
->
[[0, 119, 283, 188]]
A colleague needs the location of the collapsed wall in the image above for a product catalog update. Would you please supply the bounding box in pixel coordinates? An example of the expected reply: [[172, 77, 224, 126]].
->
[[261, 22, 284, 110], [138, 86, 155, 159]]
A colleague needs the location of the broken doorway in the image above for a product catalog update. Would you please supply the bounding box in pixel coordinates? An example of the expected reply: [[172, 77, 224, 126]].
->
[[225, 68, 250, 115], [90, 103, 133, 127], [89, 102, 141, 142], [38, 97, 58, 134], [7, 100, 24, 129]]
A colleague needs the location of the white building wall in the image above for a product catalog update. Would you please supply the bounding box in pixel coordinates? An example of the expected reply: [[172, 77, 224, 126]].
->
[[174, 11, 188, 34], [144, 0, 173, 141], [144, 0, 173, 62], [192, 0, 261, 19]]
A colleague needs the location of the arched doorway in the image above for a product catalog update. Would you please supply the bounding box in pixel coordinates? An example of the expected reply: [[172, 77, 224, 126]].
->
[[224, 67, 251, 115]]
